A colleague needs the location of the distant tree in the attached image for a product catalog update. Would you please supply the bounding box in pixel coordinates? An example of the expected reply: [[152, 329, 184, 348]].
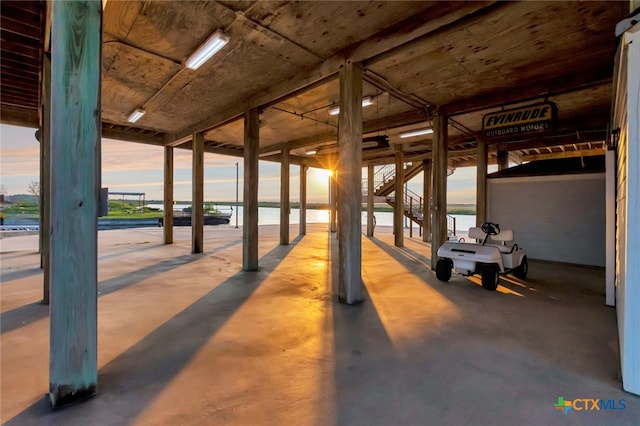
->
[[0, 184, 6, 195], [27, 181, 40, 205]]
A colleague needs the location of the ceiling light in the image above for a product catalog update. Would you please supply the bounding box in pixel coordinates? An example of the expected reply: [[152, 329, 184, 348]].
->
[[127, 108, 145, 123], [185, 29, 229, 70], [399, 128, 433, 138], [328, 96, 374, 116], [305, 150, 317, 155]]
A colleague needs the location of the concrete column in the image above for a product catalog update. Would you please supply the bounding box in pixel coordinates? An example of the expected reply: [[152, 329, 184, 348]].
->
[[164, 146, 174, 244], [299, 165, 308, 236], [41, 53, 51, 304], [337, 60, 363, 304], [367, 164, 374, 237], [497, 149, 509, 171], [476, 139, 488, 226], [394, 147, 404, 247], [243, 109, 259, 271], [329, 170, 337, 233], [192, 132, 204, 253], [280, 149, 290, 245], [431, 113, 448, 269], [49, 0, 101, 408], [422, 159, 431, 242]]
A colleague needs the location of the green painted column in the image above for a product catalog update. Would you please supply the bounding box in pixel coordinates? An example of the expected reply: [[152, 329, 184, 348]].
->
[[41, 53, 51, 304], [49, 0, 101, 408]]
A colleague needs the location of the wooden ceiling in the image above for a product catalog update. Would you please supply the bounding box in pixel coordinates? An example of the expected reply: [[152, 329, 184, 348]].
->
[[0, 1, 630, 168]]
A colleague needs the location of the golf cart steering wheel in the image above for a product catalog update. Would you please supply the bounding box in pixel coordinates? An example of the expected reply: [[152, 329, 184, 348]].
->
[[481, 222, 500, 236]]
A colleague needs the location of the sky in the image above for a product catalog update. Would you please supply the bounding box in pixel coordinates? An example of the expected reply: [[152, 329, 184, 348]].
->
[[0, 123, 482, 204]]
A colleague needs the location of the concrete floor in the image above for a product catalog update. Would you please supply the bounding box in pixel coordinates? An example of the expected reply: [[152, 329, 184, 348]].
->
[[1, 224, 638, 425]]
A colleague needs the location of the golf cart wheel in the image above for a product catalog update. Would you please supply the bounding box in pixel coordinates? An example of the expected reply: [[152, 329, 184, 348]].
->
[[436, 259, 452, 282], [481, 265, 499, 291], [513, 256, 528, 279]]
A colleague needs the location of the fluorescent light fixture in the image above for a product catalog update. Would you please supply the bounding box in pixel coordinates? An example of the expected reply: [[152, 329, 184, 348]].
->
[[328, 96, 374, 116], [185, 29, 229, 70], [305, 150, 317, 155], [128, 108, 145, 123], [399, 128, 433, 138]]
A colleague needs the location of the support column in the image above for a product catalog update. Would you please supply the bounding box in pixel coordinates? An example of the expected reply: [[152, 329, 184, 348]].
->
[[394, 147, 404, 247], [422, 159, 431, 242], [164, 146, 174, 244], [41, 53, 51, 304], [431, 113, 448, 269], [192, 132, 204, 253], [243, 109, 259, 271], [280, 149, 290, 245], [49, 0, 101, 408], [366, 164, 374, 237], [337, 60, 363, 304], [476, 139, 488, 226], [299, 165, 308, 236], [329, 170, 337, 233], [497, 149, 509, 171]]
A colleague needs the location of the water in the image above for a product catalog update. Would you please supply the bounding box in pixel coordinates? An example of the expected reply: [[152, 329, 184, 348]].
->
[[4, 205, 476, 234], [224, 205, 476, 235]]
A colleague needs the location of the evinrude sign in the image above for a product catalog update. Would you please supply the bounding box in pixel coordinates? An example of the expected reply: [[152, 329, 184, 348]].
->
[[482, 102, 557, 139]]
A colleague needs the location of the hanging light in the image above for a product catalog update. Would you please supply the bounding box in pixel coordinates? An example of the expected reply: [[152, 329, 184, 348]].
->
[[185, 29, 230, 70], [328, 96, 374, 116], [127, 108, 145, 123], [399, 128, 433, 138]]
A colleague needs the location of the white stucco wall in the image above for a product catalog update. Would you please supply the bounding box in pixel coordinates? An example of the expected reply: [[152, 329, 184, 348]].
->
[[487, 173, 605, 267]]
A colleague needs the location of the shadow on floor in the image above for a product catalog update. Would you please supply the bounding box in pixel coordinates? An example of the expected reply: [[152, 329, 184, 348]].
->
[[3, 240, 300, 424], [0, 239, 242, 335]]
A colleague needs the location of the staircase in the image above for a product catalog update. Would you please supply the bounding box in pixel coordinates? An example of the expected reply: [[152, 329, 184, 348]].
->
[[363, 163, 456, 237]]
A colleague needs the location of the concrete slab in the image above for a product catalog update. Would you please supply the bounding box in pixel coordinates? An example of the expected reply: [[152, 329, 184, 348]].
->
[[1, 224, 638, 425]]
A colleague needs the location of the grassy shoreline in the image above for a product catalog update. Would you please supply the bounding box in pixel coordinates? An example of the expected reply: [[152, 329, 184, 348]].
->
[[3, 200, 476, 220]]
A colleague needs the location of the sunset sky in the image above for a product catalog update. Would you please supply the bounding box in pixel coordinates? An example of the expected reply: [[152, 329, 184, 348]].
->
[[1, 123, 481, 204]]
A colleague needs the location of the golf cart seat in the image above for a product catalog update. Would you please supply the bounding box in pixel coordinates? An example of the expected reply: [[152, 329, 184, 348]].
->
[[490, 229, 515, 253], [468, 227, 486, 242]]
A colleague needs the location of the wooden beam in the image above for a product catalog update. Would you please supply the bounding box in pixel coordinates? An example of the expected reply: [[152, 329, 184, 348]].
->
[[163, 146, 174, 244], [431, 114, 448, 269], [192, 132, 204, 253], [367, 164, 374, 237], [101, 125, 166, 145], [329, 172, 337, 233], [280, 149, 290, 245], [394, 147, 404, 247], [243, 109, 259, 271], [521, 148, 606, 162], [49, 0, 101, 408], [299, 165, 308, 236], [476, 140, 487, 226], [441, 70, 613, 116], [170, 2, 500, 143], [0, 104, 39, 127], [337, 61, 363, 304], [422, 160, 431, 242]]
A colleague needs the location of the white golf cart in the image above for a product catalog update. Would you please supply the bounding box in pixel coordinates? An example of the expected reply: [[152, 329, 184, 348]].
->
[[435, 222, 528, 291]]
